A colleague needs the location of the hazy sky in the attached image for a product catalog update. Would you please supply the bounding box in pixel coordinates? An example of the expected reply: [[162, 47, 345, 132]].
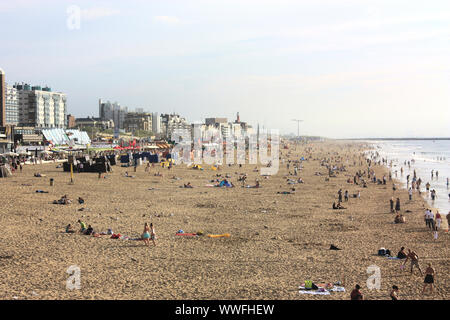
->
[[1, 0, 449, 138]]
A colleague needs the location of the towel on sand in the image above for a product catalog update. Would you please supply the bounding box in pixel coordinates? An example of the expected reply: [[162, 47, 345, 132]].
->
[[298, 286, 345, 295]]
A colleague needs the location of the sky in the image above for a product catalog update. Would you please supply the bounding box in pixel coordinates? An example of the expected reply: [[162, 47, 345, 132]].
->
[[1, 0, 449, 138]]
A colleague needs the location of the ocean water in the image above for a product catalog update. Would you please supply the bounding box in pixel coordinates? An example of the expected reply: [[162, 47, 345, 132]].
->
[[370, 140, 450, 215]]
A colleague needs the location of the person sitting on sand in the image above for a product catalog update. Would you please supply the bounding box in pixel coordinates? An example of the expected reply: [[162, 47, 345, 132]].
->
[[390, 285, 399, 300], [78, 197, 85, 204], [333, 202, 346, 210], [65, 224, 75, 233], [397, 247, 407, 259], [85, 225, 94, 236], [78, 220, 87, 234], [154, 172, 163, 177], [394, 214, 406, 224], [350, 284, 363, 300]]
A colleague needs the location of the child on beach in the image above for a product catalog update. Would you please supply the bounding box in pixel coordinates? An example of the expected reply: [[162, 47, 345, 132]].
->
[[150, 223, 156, 246], [142, 223, 151, 247]]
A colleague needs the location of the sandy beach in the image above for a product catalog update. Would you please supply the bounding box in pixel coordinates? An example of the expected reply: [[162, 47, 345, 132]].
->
[[0, 141, 448, 300]]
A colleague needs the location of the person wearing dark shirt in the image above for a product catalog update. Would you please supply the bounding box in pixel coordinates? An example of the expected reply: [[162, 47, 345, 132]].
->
[[390, 285, 399, 300], [350, 284, 363, 300], [397, 247, 407, 259]]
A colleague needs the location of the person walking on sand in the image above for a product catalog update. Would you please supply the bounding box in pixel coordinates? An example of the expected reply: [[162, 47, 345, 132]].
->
[[408, 187, 413, 201], [142, 222, 151, 247], [433, 224, 438, 240], [403, 249, 423, 276], [422, 263, 435, 294], [395, 198, 401, 213], [435, 211, 442, 229], [390, 197, 395, 213]]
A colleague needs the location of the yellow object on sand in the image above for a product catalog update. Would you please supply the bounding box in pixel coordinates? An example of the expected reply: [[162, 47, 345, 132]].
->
[[211, 166, 217, 171], [207, 233, 230, 238]]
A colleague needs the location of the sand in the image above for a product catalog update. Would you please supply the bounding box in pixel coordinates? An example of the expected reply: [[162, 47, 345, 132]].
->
[[0, 141, 448, 300]]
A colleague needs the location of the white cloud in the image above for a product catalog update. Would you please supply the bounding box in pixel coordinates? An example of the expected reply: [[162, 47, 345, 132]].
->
[[81, 7, 120, 21], [154, 16, 180, 25]]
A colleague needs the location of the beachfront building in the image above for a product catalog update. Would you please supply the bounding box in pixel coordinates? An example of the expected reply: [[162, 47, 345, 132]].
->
[[66, 114, 76, 128], [152, 112, 161, 134], [76, 116, 114, 130], [14, 83, 67, 129], [5, 85, 19, 126], [200, 114, 253, 142], [161, 113, 191, 140], [99, 99, 128, 130], [123, 112, 153, 133], [0, 68, 6, 127]]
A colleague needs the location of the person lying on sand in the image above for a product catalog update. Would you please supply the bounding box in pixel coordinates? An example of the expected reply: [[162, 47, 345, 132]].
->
[[154, 172, 163, 177], [184, 182, 194, 188], [53, 195, 72, 205], [34, 173, 46, 177], [124, 171, 135, 178]]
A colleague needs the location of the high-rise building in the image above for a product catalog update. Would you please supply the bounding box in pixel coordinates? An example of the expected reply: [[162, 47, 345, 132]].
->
[[123, 112, 153, 132], [5, 85, 19, 125], [0, 68, 5, 127], [14, 83, 67, 128], [161, 113, 190, 140], [205, 117, 227, 126], [99, 99, 128, 130], [66, 114, 76, 128], [152, 112, 161, 134]]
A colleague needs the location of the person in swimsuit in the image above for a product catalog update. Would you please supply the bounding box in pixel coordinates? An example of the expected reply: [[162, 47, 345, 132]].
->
[[403, 249, 423, 276], [142, 222, 151, 247], [150, 223, 156, 246], [423, 263, 435, 294]]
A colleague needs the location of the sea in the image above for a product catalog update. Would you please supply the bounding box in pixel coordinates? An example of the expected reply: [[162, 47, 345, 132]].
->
[[369, 140, 450, 215]]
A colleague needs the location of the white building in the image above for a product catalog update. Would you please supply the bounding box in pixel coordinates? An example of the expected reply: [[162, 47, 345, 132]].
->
[[161, 113, 190, 140], [152, 112, 161, 134], [99, 99, 128, 130], [5, 84, 19, 125], [14, 84, 67, 128]]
